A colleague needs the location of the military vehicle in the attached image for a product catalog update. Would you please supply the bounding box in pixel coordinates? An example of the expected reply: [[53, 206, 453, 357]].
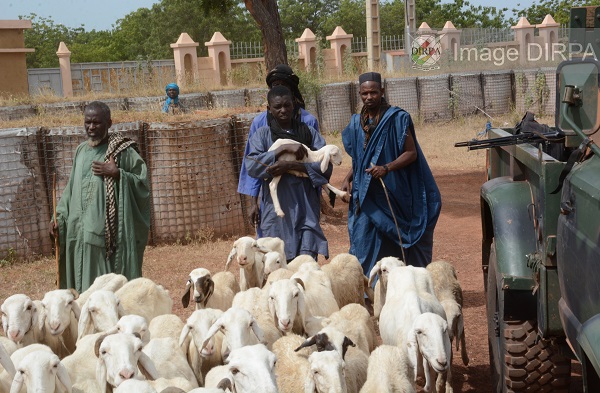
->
[[457, 6, 600, 392]]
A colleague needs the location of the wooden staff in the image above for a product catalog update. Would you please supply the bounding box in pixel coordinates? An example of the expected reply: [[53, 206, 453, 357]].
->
[[53, 173, 59, 289]]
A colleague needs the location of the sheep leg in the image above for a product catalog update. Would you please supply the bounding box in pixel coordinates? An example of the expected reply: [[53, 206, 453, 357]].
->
[[268, 176, 285, 218], [324, 183, 348, 199]]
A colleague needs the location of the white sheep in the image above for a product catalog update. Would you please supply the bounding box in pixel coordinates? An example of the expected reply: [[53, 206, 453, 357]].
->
[[306, 349, 348, 392], [0, 338, 16, 377], [263, 251, 286, 277], [267, 277, 307, 335], [0, 344, 53, 393], [368, 256, 406, 318], [10, 349, 72, 393], [307, 303, 377, 354], [204, 344, 278, 393], [271, 334, 314, 393], [77, 290, 125, 341], [287, 255, 317, 272], [225, 237, 269, 291], [1, 294, 43, 346], [105, 315, 150, 345], [142, 337, 198, 389], [379, 266, 446, 348], [322, 253, 372, 308], [267, 138, 348, 217], [291, 268, 339, 319], [202, 307, 269, 356], [296, 326, 368, 393], [76, 273, 128, 309], [40, 289, 81, 357], [426, 260, 469, 366], [407, 312, 452, 393], [360, 345, 416, 393], [262, 268, 295, 291], [181, 269, 240, 311], [115, 278, 173, 323], [179, 309, 226, 386], [94, 332, 159, 392]]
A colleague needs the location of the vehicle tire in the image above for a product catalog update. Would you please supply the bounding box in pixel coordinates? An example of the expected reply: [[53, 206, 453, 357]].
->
[[486, 241, 571, 392]]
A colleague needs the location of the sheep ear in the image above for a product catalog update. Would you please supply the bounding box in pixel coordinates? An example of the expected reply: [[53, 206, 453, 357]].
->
[[368, 264, 381, 287], [226, 248, 237, 271], [204, 278, 215, 307], [181, 280, 192, 308], [10, 371, 24, 393], [56, 361, 73, 393], [202, 319, 223, 351], [95, 354, 108, 393], [178, 324, 192, 348], [458, 314, 469, 366], [295, 335, 317, 352], [77, 303, 93, 341], [304, 376, 316, 393], [71, 300, 81, 320], [217, 377, 233, 392], [69, 288, 80, 300], [0, 344, 16, 377], [293, 277, 305, 290], [94, 334, 108, 358], [341, 336, 355, 360], [138, 351, 159, 380], [321, 150, 330, 173], [296, 287, 307, 336], [406, 329, 420, 382], [250, 317, 266, 345]]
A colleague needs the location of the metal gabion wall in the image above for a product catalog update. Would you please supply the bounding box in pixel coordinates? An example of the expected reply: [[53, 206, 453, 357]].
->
[[482, 71, 513, 115], [0, 128, 53, 259], [317, 83, 353, 134], [540, 67, 557, 117], [385, 77, 419, 117], [146, 119, 248, 243], [418, 74, 452, 121], [450, 73, 484, 117], [210, 90, 246, 109]]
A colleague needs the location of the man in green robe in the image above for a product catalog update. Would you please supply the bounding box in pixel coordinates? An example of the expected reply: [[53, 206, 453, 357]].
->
[[50, 101, 150, 293]]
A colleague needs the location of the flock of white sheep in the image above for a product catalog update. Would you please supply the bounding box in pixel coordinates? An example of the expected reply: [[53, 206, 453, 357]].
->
[[0, 235, 469, 393]]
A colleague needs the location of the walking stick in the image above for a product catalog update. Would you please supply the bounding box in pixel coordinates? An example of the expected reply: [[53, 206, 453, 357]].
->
[[371, 163, 407, 263], [53, 174, 60, 289]]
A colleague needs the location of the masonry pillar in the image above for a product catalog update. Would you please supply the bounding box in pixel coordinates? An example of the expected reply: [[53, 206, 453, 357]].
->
[[511, 17, 535, 65], [56, 42, 73, 98], [326, 27, 353, 75], [296, 28, 318, 70], [440, 21, 461, 57], [536, 14, 560, 49], [366, 0, 381, 69], [0, 20, 35, 96], [205, 32, 232, 87], [170, 33, 200, 87]]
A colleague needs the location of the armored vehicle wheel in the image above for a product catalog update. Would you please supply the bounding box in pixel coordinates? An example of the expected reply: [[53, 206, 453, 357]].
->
[[486, 242, 571, 392]]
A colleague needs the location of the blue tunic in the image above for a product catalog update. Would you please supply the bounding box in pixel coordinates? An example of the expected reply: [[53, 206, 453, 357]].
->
[[244, 126, 330, 260], [238, 109, 319, 197], [342, 107, 441, 273]]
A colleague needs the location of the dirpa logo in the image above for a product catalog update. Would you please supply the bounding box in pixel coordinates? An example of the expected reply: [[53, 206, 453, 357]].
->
[[411, 34, 443, 71]]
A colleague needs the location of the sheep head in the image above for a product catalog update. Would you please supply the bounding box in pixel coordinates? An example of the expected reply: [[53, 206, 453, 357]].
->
[[181, 268, 214, 309]]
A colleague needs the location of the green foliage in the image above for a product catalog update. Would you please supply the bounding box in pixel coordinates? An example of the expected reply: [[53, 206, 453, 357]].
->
[[510, 0, 600, 25], [0, 248, 16, 267]]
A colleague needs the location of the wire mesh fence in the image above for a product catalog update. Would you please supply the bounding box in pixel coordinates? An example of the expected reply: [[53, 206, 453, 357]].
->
[[0, 128, 52, 261]]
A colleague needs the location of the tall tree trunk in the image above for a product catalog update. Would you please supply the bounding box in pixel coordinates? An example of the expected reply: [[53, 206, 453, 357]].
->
[[244, 0, 288, 70]]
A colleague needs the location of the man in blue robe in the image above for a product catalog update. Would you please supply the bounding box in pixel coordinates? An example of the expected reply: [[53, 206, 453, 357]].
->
[[238, 65, 319, 232], [341, 72, 441, 274], [245, 85, 330, 260]]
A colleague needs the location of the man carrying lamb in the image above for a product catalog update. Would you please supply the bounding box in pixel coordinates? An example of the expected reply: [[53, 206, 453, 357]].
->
[[49, 101, 150, 292], [244, 86, 330, 261]]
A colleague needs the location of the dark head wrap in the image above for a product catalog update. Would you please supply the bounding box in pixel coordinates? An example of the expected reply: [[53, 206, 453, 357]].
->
[[266, 64, 306, 110], [359, 72, 383, 86]]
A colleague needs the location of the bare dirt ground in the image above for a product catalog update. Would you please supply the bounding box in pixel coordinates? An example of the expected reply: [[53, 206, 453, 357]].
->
[[0, 120, 585, 391]]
